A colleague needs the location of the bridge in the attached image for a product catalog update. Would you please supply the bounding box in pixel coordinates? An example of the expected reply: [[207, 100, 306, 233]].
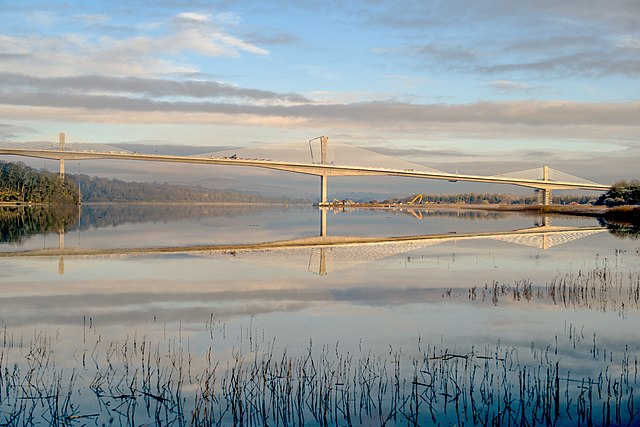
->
[[0, 133, 609, 206]]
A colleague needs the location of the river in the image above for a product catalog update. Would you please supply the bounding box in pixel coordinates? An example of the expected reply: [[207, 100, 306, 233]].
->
[[0, 204, 638, 425]]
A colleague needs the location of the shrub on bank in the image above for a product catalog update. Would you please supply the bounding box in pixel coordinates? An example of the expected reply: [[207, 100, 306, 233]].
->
[[596, 180, 640, 206]]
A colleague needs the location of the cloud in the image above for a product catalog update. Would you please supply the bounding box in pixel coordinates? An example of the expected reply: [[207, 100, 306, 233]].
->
[[486, 80, 547, 94], [173, 12, 212, 23], [617, 35, 640, 49], [0, 123, 37, 140], [0, 10, 268, 78], [243, 31, 301, 46], [0, 91, 638, 137], [0, 72, 309, 103], [371, 43, 477, 72], [2, 74, 637, 129], [366, 1, 640, 78], [481, 51, 640, 78]]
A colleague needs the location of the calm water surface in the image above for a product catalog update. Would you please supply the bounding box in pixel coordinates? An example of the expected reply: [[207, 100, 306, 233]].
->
[[0, 204, 638, 425]]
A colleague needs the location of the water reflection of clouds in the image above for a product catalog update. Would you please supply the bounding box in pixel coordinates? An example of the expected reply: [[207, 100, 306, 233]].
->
[[2, 208, 640, 355], [2, 271, 638, 331]]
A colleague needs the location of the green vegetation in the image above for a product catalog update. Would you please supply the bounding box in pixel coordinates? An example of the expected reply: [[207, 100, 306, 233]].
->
[[376, 193, 595, 205], [0, 160, 293, 204], [0, 161, 79, 204], [75, 174, 288, 203], [595, 179, 640, 206]]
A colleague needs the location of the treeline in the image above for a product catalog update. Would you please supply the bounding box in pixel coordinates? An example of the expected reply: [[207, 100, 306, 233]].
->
[[595, 180, 640, 206], [75, 175, 285, 203], [0, 161, 79, 204], [373, 193, 597, 205], [0, 161, 291, 204]]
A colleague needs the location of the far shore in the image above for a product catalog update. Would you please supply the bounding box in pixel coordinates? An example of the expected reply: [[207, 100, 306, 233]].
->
[[320, 202, 640, 223], [2, 200, 638, 222], [0, 201, 300, 207], [320, 202, 609, 216]]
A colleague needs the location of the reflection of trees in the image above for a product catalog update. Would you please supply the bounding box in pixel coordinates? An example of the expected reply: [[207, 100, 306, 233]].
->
[[0, 204, 286, 242], [0, 205, 78, 243], [598, 218, 640, 240], [77, 204, 283, 230]]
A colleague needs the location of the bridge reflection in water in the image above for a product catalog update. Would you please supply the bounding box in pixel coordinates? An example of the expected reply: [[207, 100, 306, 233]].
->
[[234, 209, 605, 275], [32, 208, 606, 276]]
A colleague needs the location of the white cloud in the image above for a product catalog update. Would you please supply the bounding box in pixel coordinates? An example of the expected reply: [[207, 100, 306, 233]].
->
[[72, 14, 109, 26], [26, 10, 58, 26], [174, 12, 212, 23], [487, 80, 547, 94], [616, 35, 640, 50], [0, 10, 268, 78]]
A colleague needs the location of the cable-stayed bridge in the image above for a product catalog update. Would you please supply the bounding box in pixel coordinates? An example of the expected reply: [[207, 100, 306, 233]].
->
[[0, 134, 609, 205]]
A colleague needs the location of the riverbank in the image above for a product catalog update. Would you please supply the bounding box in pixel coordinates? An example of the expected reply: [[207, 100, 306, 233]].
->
[[3, 199, 639, 222], [322, 202, 640, 224], [322, 202, 608, 216]]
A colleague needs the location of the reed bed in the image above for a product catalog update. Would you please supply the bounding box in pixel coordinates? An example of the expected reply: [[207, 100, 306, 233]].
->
[[465, 256, 640, 317], [1, 261, 639, 425], [1, 325, 638, 425]]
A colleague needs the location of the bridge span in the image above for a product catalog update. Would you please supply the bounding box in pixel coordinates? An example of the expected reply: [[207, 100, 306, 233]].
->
[[0, 134, 609, 205]]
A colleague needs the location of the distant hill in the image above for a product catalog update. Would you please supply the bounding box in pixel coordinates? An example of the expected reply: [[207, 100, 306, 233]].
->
[[1, 160, 298, 204], [75, 174, 295, 203]]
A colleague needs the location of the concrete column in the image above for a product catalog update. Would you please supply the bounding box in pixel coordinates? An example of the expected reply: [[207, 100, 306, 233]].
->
[[58, 229, 65, 275], [320, 207, 327, 237], [318, 248, 328, 276], [536, 188, 553, 205], [59, 132, 66, 179], [319, 136, 329, 207], [320, 174, 328, 206]]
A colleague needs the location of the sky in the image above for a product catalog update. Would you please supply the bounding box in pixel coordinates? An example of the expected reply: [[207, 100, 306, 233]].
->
[[1, 0, 639, 196]]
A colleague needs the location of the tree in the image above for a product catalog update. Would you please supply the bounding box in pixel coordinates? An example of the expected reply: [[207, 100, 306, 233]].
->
[[596, 180, 640, 206]]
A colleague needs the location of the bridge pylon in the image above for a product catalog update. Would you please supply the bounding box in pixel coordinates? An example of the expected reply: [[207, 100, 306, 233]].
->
[[319, 136, 329, 206], [535, 165, 553, 205]]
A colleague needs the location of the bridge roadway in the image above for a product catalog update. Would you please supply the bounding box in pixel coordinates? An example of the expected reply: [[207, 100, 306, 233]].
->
[[0, 146, 610, 205]]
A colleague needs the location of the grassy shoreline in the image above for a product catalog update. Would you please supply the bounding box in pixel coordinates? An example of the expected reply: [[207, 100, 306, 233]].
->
[[325, 202, 640, 221], [3, 200, 639, 222]]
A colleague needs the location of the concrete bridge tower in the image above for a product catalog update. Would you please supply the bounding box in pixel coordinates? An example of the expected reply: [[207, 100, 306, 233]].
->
[[320, 136, 328, 237], [536, 165, 553, 205]]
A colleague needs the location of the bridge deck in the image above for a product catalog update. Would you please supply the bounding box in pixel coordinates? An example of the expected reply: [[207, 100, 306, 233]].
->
[[0, 147, 609, 191]]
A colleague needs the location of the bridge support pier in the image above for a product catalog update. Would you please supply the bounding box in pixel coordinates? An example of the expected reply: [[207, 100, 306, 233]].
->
[[320, 207, 327, 237], [536, 188, 553, 205], [320, 175, 328, 206], [59, 132, 65, 179], [58, 228, 65, 275]]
